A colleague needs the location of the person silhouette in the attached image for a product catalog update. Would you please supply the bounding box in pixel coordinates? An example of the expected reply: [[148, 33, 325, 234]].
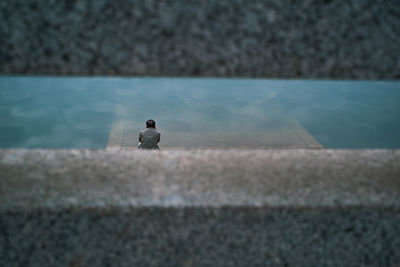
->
[[138, 119, 161, 149]]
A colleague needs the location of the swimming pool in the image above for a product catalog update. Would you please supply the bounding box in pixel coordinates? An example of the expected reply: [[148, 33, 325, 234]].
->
[[0, 77, 399, 149]]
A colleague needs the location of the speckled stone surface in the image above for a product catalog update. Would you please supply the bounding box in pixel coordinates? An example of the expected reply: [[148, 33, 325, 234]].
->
[[0, 149, 400, 266], [1, 0, 399, 79]]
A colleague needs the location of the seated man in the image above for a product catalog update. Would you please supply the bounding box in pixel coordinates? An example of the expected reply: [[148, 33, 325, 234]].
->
[[138, 119, 161, 149]]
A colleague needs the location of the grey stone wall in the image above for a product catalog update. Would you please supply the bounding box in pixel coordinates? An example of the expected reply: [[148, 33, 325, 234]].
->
[[1, 149, 400, 266], [1, 0, 399, 79]]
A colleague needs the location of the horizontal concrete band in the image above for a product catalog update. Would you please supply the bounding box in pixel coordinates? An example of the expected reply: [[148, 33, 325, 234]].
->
[[1, 0, 399, 78], [1, 149, 400, 266], [3, 207, 400, 267], [1, 149, 399, 209]]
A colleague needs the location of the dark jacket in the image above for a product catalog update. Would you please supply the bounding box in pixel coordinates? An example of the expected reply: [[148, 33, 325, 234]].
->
[[138, 128, 160, 149]]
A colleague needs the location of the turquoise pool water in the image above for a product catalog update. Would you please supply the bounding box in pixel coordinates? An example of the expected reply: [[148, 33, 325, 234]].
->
[[0, 77, 399, 149]]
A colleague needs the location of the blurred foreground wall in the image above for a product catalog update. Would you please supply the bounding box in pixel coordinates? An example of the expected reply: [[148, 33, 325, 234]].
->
[[1, 0, 399, 78]]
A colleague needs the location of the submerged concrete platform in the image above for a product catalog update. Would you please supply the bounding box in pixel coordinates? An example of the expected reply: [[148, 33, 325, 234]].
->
[[106, 103, 323, 151], [1, 149, 399, 266]]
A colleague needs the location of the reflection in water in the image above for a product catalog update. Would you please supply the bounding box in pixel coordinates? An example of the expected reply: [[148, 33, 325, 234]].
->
[[0, 77, 399, 148]]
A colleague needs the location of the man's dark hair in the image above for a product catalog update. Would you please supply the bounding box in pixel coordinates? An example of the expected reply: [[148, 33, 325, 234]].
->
[[146, 119, 156, 128]]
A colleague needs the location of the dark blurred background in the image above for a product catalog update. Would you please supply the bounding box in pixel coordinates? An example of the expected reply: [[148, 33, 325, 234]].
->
[[1, 0, 399, 78]]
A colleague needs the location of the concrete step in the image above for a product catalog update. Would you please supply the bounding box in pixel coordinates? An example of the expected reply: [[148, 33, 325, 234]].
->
[[1, 149, 399, 266]]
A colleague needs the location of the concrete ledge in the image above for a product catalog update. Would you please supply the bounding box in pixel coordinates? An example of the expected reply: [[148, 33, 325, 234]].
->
[[1, 0, 399, 78], [1, 149, 400, 266]]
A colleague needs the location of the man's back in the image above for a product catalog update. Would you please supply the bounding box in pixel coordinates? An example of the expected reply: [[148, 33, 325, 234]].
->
[[139, 128, 160, 149]]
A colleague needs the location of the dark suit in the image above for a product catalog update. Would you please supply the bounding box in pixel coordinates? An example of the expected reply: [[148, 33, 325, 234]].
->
[[138, 128, 160, 149]]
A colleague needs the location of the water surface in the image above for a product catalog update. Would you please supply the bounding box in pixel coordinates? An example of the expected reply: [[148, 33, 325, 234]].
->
[[0, 77, 399, 149]]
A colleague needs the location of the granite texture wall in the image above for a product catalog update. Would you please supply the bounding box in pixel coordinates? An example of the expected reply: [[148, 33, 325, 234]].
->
[[1, 149, 400, 266], [1, 0, 399, 79]]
